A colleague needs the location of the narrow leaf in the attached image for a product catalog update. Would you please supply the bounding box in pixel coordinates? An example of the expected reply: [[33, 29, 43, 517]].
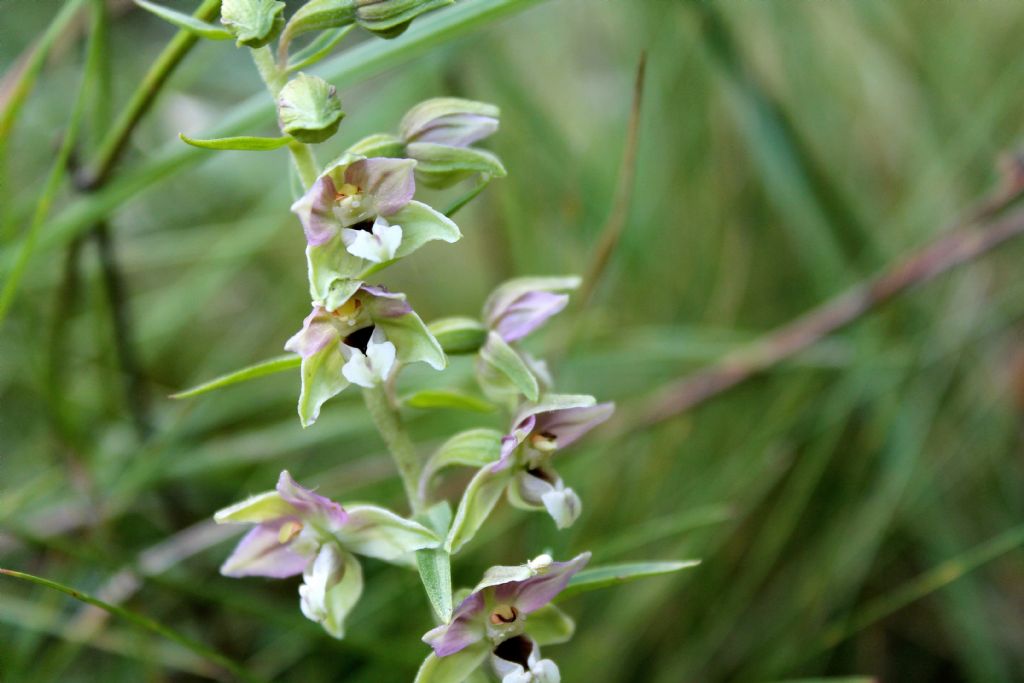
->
[[134, 0, 233, 39], [170, 354, 300, 399], [556, 560, 701, 601], [178, 133, 292, 151], [403, 389, 495, 413], [0, 568, 259, 682], [420, 429, 503, 499]]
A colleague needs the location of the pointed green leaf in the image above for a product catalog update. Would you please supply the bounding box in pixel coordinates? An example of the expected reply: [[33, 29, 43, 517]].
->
[[170, 354, 300, 399], [178, 132, 291, 151], [337, 505, 440, 562], [134, 0, 233, 39], [403, 390, 495, 413], [556, 560, 701, 601], [415, 502, 454, 622], [479, 331, 539, 401]]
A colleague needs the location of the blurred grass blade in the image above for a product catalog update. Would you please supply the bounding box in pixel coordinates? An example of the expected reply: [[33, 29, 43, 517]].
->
[[820, 521, 1024, 650], [557, 560, 701, 601], [0, 568, 261, 682], [5, 0, 549, 269], [287, 25, 355, 72], [0, 0, 88, 235], [170, 354, 300, 399], [179, 132, 292, 150], [133, 0, 233, 40]]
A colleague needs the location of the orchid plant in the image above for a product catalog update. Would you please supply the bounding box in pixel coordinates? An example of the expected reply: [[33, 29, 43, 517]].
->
[[148, 0, 699, 679]]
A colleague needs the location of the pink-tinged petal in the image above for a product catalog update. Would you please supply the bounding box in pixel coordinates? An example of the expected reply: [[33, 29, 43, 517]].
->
[[291, 175, 341, 246], [490, 291, 569, 343], [412, 113, 499, 147], [276, 471, 348, 528], [423, 591, 487, 656], [284, 306, 338, 358], [495, 552, 590, 614], [220, 523, 309, 578], [491, 414, 536, 473], [534, 403, 614, 448], [358, 285, 413, 318], [344, 158, 416, 216]]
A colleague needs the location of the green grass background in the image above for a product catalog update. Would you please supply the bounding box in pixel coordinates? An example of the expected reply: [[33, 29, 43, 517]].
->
[[2, 0, 1024, 681]]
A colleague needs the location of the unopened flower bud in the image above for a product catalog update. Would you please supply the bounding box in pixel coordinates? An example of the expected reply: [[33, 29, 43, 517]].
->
[[278, 73, 345, 143], [355, 0, 452, 38], [399, 98, 504, 187], [220, 0, 285, 47]]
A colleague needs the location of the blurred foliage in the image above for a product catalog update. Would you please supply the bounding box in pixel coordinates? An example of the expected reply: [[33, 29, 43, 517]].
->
[[3, 0, 1024, 681]]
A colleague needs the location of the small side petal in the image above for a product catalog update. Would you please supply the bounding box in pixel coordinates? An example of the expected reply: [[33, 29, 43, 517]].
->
[[220, 523, 309, 578], [490, 291, 569, 343], [291, 175, 341, 246], [499, 553, 590, 614], [345, 157, 416, 216]]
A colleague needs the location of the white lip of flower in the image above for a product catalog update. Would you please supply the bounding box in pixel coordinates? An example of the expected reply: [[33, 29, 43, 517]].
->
[[299, 543, 344, 624], [492, 636, 561, 683], [342, 216, 403, 263], [342, 327, 397, 388]]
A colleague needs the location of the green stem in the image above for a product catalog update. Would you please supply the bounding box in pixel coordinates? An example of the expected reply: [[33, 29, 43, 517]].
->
[[249, 46, 319, 188], [81, 0, 222, 188], [363, 384, 425, 515]]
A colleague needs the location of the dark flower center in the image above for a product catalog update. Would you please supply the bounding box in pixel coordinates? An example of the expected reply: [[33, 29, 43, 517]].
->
[[343, 325, 375, 352], [349, 219, 376, 233], [527, 467, 556, 484], [493, 635, 533, 669]]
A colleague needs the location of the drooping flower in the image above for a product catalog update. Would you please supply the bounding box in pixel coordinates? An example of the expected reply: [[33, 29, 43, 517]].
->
[[398, 98, 505, 186], [284, 284, 445, 426], [475, 277, 581, 404], [214, 470, 439, 638], [291, 154, 460, 303], [445, 395, 613, 553], [422, 553, 588, 662]]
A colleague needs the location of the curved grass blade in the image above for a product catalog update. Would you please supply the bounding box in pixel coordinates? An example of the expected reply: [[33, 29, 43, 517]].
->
[[179, 132, 291, 151], [0, 568, 261, 682], [170, 354, 300, 399], [556, 560, 701, 602], [133, 0, 233, 40]]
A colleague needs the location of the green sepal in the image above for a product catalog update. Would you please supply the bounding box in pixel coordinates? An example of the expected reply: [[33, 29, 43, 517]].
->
[[478, 331, 539, 401], [445, 465, 512, 554], [213, 490, 293, 524], [428, 317, 488, 355], [421, 428, 504, 498], [415, 501, 454, 623], [178, 132, 291, 151], [220, 0, 285, 47], [133, 0, 233, 39], [407, 142, 506, 188], [363, 291, 447, 371], [524, 603, 575, 646], [278, 73, 345, 144], [296, 336, 350, 427], [413, 642, 489, 683]]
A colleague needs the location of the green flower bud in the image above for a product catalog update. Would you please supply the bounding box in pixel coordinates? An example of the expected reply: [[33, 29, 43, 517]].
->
[[344, 133, 406, 159], [220, 0, 286, 48], [278, 73, 345, 144], [279, 0, 357, 54], [355, 0, 452, 38]]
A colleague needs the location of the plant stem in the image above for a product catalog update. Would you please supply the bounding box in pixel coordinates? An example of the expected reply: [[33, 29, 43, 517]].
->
[[81, 0, 222, 189], [250, 46, 319, 188], [363, 384, 425, 515]]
